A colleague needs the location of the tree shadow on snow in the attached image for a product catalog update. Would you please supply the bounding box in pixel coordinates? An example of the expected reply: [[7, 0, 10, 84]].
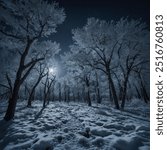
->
[[0, 119, 13, 141], [16, 106, 28, 112]]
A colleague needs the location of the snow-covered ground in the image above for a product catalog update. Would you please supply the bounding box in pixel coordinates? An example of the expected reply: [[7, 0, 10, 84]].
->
[[0, 100, 149, 150]]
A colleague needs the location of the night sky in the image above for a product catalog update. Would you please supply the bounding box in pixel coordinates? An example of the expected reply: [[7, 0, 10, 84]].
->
[[52, 0, 150, 54]]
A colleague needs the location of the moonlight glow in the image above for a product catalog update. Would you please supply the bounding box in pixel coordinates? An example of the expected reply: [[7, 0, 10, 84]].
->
[[49, 68, 56, 75]]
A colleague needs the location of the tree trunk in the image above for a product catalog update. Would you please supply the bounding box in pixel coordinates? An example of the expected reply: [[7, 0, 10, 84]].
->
[[4, 59, 23, 121], [67, 87, 70, 102], [82, 84, 86, 103], [43, 77, 48, 108], [95, 71, 101, 104], [87, 89, 91, 106], [47, 90, 50, 105], [85, 77, 91, 106], [24, 83, 27, 99], [64, 82, 67, 102], [58, 83, 61, 102], [134, 84, 142, 99], [27, 75, 43, 107], [139, 74, 149, 103], [27, 88, 36, 107], [121, 76, 129, 109], [77, 91, 80, 102], [86, 86, 91, 106], [108, 80, 113, 103], [27, 92, 33, 107], [107, 69, 119, 109], [73, 91, 76, 101], [4, 79, 21, 121], [43, 97, 46, 108], [27, 86, 36, 107], [4, 39, 36, 121], [142, 85, 149, 103], [43, 85, 48, 108]]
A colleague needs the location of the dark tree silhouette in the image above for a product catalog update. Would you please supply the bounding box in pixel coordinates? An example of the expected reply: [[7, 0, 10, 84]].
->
[[43, 73, 56, 108], [27, 64, 47, 107], [0, 0, 65, 121]]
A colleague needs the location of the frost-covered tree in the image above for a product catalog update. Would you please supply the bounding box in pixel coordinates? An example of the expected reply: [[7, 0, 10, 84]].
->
[[42, 72, 56, 108], [27, 63, 48, 107], [71, 17, 149, 109], [61, 50, 93, 106], [71, 18, 121, 109], [115, 18, 149, 108], [0, 0, 65, 121]]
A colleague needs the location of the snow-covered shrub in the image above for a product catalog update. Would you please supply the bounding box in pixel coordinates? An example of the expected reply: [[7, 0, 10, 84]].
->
[[136, 126, 149, 132], [33, 140, 53, 150], [78, 137, 90, 147], [63, 128, 69, 133], [57, 135, 63, 143], [112, 136, 143, 150], [124, 124, 136, 131], [85, 127, 90, 133], [92, 137, 105, 147], [64, 144, 71, 150], [91, 128, 112, 137]]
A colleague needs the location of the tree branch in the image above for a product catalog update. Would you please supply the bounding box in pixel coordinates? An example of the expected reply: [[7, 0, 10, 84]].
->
[[20, 62, 36, 84], [95, 67, 107, 74], [24, 57, 45, 70], [0, 29, 23, 40], [108, 41, 119, 63], [0, 84, 9, 89], [5, 73, 12, 93]]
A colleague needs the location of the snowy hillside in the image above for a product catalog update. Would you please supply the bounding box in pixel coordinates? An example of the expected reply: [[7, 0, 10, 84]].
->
[[0, 100, 149, 150]]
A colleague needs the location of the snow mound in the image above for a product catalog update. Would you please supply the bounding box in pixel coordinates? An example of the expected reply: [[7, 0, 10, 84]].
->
[[92, 137, 105, 147], [78, 137, 90, 147], [91, 128, 112, 137], [33, 138, 53, 150], [112, 136, 143, 150]]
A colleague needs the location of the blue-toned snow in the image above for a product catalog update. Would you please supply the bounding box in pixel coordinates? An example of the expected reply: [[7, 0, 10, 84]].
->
[[0, 99, 149, 150]]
